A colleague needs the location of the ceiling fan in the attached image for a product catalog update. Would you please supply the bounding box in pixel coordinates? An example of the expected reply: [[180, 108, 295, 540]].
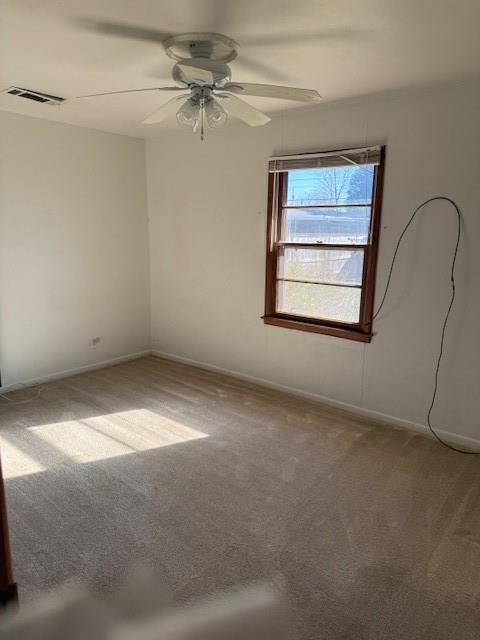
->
[[77, 30, 322, 139]]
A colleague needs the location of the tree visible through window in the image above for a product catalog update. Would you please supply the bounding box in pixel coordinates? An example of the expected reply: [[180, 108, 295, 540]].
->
[[264, 147, 385, 342]]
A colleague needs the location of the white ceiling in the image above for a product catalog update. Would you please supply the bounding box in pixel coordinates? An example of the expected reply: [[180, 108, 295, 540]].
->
[[1, 0, 479, 137]]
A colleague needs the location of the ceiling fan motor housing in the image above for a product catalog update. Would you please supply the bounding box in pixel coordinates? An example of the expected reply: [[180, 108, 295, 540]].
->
[[172, 59, 231, 87]]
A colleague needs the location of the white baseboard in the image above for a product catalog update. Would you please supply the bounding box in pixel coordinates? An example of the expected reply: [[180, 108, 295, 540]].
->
[[152, 349, 480, 450], [2, 344, 477, 450], [0, 350, 152, 394]]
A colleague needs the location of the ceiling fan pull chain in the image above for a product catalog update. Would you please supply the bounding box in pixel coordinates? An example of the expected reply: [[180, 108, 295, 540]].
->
[[200, 97, 205, 141]]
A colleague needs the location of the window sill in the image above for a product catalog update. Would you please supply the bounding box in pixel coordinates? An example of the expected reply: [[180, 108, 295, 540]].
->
[[262, 315, 372, 343]]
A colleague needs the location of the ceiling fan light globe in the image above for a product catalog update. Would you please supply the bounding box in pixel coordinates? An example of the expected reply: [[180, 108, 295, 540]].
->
[[176, 99, 200, 128], [205, 99, 228, 129], [176, 111, 196, 128], [207, 109, 227, 128]]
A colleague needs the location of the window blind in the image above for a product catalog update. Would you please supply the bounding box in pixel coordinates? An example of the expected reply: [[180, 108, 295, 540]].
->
[[268, 145, 382, 173]]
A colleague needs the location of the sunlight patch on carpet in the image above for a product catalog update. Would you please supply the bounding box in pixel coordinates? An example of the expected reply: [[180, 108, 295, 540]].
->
[[2, 409, 207, 476]]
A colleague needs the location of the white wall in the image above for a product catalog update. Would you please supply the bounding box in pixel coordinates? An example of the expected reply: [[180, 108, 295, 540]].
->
[[0, 112, 150, 386], [147, 82, 480, 444]]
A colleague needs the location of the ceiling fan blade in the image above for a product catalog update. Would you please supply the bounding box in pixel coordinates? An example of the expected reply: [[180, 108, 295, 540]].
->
[[146, 61, 178, 81], [177, 62, 215, 85], [142, 96, 188, 125], [241, 29, 364, 47], [216, 94, 270, 127], [77, 87, 185, 99], [222, 83, 321, 102], [73, 18, 172, 43], [234, 55, 291, 83]]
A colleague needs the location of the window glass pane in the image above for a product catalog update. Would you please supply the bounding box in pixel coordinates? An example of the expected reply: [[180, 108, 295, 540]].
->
[[285, 165, 375, 206], [276, 281, 361, 323], [284, 207, 370, 244], [278, 247, 364, 286]]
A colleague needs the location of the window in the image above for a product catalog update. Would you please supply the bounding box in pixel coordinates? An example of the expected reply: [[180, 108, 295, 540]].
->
[[263, 146, 385, 342]]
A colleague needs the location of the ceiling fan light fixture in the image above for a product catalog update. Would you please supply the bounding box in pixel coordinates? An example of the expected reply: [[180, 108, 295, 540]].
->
[[205, 98, 227, 129], [76, 30, 321, 137]]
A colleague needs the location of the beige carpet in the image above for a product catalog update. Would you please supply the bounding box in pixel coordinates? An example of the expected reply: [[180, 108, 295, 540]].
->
[[1, 356, 480, 639]]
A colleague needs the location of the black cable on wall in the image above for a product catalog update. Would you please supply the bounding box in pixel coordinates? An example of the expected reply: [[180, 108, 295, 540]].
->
[[373, 196, 478, 454]]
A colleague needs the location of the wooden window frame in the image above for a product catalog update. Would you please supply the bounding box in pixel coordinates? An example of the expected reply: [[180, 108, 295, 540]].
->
[[263, 146, 385, 343]]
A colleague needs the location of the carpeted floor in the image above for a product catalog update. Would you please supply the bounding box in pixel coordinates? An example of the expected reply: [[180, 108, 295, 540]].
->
[[1, 356, 480, 639]]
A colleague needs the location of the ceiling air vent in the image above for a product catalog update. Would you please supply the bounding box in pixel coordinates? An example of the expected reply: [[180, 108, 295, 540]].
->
[[4, 87, 64, 106]]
